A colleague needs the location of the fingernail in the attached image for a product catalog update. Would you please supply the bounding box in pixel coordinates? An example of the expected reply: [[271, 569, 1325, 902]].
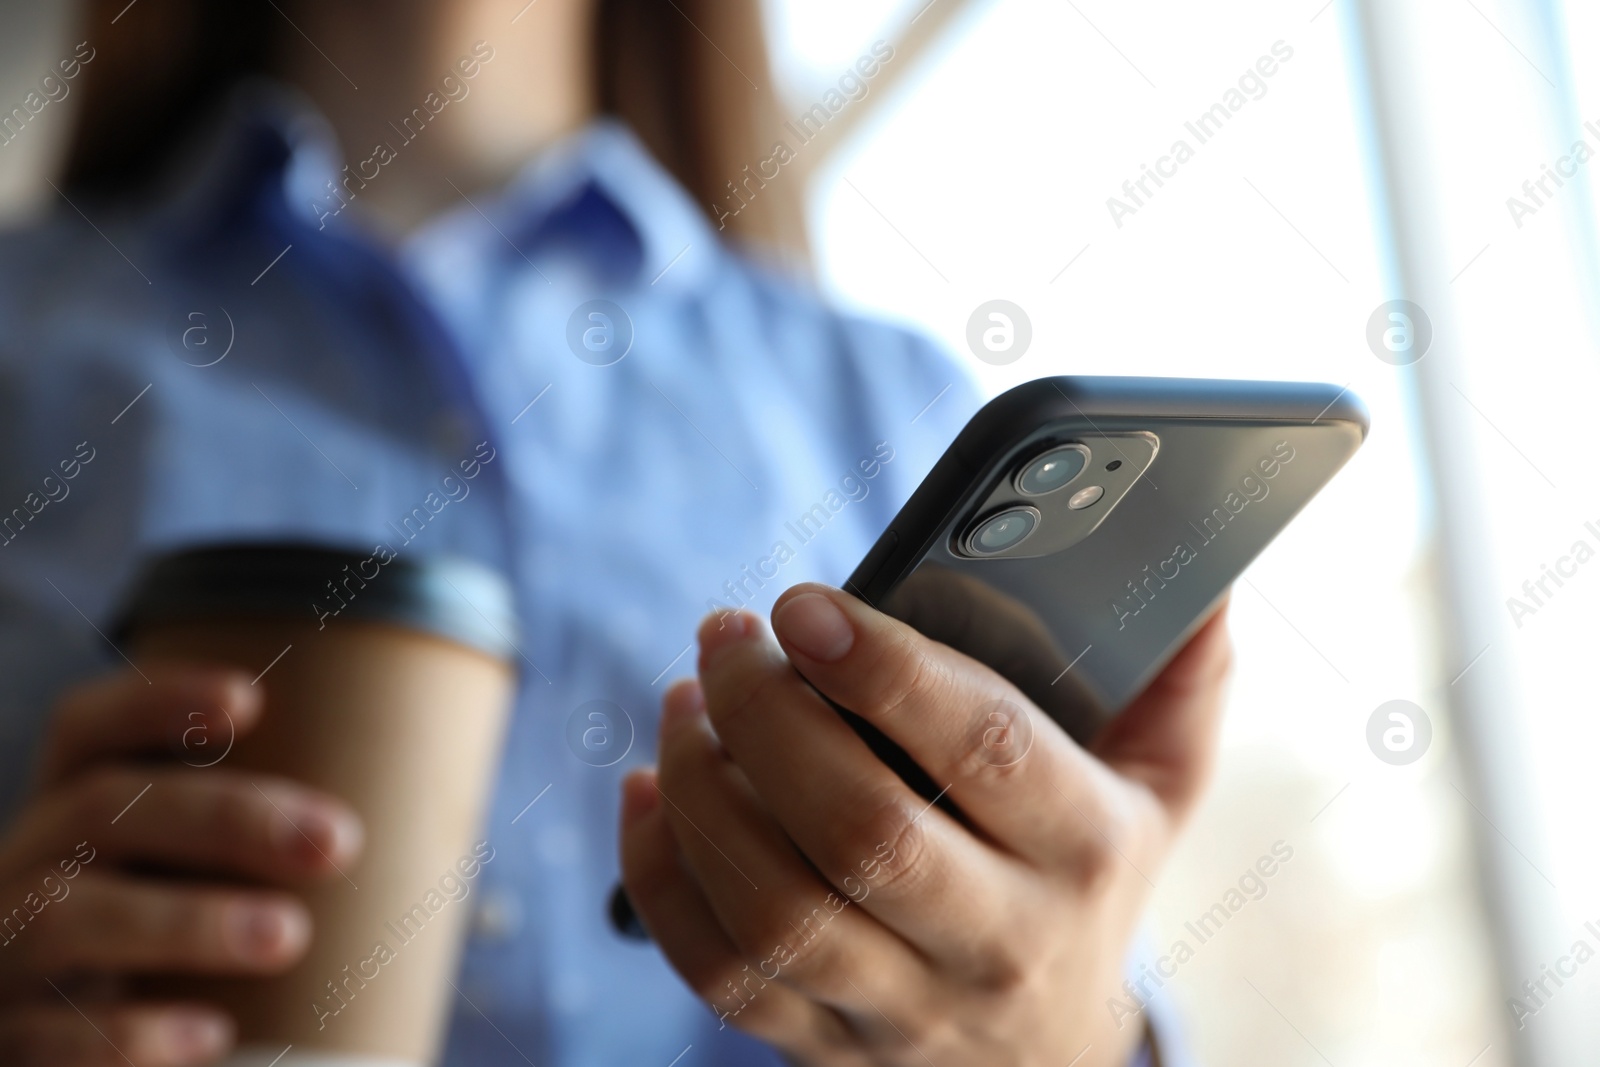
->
[[228, 675, 264, 717], [227, 903, 308, 962], [773, 592, 855, 662], [193, 672, 254, 713], [697, 610, 753, 668], [659, 679, 705, 734], [620, 771, 661, 826], [164, 1010, 232, 1058], [278, 805, 363, 865]]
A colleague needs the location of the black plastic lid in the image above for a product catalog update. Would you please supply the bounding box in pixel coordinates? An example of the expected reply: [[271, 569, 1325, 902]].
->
[[114, 542, 521, 663]]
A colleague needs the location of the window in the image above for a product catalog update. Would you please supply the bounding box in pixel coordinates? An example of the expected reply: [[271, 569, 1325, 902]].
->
[[767, 0, 1514, 1061]]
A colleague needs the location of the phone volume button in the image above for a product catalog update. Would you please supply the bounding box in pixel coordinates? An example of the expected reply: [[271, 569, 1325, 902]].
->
[[850, 530, 899, 601]]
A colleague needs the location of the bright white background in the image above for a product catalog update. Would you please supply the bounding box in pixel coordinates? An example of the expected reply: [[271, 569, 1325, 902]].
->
[[762, 0, 1595, 1062]]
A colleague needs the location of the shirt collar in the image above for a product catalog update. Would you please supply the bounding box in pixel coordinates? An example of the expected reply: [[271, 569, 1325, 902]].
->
[[152, 82, 720, 293], [486, 119, 720, 292]]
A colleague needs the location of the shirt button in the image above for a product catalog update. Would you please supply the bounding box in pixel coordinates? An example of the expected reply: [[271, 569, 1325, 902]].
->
[[552, 969, 591, 1015], [537, 822, 581, 868], [472, 887, 524, 941]]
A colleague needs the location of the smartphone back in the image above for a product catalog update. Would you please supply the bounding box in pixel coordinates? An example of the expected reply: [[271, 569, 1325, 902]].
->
[[847, 376, 1367, 745]]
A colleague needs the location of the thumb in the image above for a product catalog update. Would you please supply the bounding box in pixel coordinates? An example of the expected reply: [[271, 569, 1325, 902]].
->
[[1091, 597, 1233, 822]]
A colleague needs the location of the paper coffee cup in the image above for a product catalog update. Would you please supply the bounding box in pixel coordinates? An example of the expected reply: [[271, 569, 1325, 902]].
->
[[224, 1052, 420, 1067], [118, 543, 519, 1065]]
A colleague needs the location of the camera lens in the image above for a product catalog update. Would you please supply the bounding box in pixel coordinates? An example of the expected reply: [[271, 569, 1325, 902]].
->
[[1016, 445, 1088, 496], [967, 507, 1040, 556]]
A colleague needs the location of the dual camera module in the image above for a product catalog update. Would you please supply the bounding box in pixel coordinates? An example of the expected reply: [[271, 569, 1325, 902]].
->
[[963, 441, 1138, 558]]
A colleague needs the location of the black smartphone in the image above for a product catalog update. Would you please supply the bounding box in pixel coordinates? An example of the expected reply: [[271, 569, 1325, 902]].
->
[[837, 375, 1367, 799], [608, 375, 1366, 937]]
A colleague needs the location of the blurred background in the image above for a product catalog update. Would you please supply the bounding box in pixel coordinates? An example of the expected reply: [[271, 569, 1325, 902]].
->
[[6, 0, 1598, 1063]]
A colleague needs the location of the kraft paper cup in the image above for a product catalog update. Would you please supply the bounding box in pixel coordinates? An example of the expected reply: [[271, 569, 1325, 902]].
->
[[118, 543, 519, 1065]]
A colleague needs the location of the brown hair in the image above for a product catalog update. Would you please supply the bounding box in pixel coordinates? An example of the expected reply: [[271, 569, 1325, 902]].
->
[[63, 0, 806, 259]]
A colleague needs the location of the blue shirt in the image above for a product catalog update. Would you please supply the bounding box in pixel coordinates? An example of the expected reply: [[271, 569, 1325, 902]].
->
[[0, 85, 986, 1064]]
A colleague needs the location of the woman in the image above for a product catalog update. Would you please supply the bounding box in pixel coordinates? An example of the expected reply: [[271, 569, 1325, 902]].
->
[[0, 1, 1229, 1064]]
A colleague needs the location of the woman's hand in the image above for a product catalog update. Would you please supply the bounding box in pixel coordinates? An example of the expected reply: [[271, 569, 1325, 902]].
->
[[621, 583, 1231, 1067], [0, 667, 364, 1067]]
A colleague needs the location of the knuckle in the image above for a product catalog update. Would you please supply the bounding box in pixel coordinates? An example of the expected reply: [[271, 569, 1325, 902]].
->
[[704, 659, 787, 738], [956, 895, 1054, 997], [949, 703, 1035, 789], [684, 958, 729, 1002], [791, 1008, 860, 1060], [888, 1009, 947, 1055], [1072, 841, 1122, 896], [969, 926, 1035, 994], [1063, 798, 1139, 895], [722, 909, 781, 964], [849, 990, 943, 1058], [690, 960, 785, 1035], [865, 637, 946, 724], [744, 901, 846, 985], [686, 956, 750, 1009], [848, 793, 932, 900]]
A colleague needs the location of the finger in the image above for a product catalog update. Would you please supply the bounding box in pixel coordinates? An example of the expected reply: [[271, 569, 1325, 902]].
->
[[41, 666, 263, 784], [654, 679, 928, 1019], [7, 872, 310, 975], [0, 768, 362, 884], [764, 585, 1135, 867], [878, 563, 1107, 742], [618, 766, 827, 1046], [1091, 597, 1233, 820], [693, 613, 1028, 975], [0, 1002, 233, 1067]]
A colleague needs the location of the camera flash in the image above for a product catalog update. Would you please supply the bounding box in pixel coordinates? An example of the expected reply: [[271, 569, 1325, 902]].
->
[[1068, 485, 1104, 510]]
